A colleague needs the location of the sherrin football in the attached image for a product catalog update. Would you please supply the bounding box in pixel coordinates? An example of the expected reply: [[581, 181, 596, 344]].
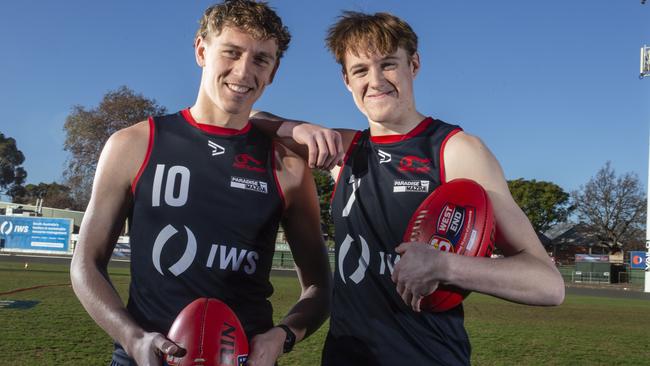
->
[[166, 298, 248, 366], [402, 178, 496, 312]]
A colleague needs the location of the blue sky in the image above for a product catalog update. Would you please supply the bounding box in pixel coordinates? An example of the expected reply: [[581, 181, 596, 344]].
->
[[0, 0, 648, 195]]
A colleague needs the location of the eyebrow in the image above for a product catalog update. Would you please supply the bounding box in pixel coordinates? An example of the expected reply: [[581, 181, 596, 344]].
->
[[348, 55, 400, 71], [221, 42, 276, 61]]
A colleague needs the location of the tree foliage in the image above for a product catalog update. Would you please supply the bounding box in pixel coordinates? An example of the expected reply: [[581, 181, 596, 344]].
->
[[0, 132, 27, 200], [508, 178, 573, 233], [63, 86, 166, 209], [313, 169, 334, 242], [13, 182, 75, 209], [572, 161, 646, 251]]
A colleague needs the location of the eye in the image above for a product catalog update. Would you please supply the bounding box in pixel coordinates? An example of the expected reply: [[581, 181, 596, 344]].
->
[[382, 62, 397, 70], [351, 68, 367, 77], [222, 49, 239, 59], [254, 56, 271, 66]]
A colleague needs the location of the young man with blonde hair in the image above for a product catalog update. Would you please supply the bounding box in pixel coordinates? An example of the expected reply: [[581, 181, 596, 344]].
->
[[257, 10, 565, 365], [71, 2, 332, 365]]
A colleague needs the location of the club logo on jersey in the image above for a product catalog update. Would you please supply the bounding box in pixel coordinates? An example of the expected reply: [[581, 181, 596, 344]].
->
[[152, 225, 197, 276], [0, 221, 14, 235], [208, 140, 225, 156], [233, 154, 265, 172], [393, 180, 430, 193], [399, 155, 431, 173], [338, 234, 370, 284], [430, 235, 454, 252], [230, 176, 268, 194], [377, 149, 391, 164]]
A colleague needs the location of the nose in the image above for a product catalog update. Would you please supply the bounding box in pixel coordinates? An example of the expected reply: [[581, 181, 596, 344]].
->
[[368, 66, 386, 89], [231, 54, 254, 80]]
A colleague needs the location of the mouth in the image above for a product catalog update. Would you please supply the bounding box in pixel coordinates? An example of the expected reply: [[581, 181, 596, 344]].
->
[[365, 90, 396, 100], [225, 82, 253, 95]]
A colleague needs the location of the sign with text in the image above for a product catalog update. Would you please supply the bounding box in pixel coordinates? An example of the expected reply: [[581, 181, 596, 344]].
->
[[0, 215, 72, 253]]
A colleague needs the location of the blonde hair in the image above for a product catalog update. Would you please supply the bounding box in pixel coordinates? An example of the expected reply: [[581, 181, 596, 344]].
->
[[196, 0, 291, 58]]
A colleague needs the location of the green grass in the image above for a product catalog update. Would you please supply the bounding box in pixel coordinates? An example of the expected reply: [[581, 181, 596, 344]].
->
[[1, 260, 650, 365]]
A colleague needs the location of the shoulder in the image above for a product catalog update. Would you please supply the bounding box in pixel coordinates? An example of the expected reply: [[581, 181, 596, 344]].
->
[[443, 131, 505, 189], [99, 120, 151, 184]]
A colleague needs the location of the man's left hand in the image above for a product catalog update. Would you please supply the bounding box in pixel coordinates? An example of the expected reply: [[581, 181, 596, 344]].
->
[[392, 242, 450, 312], [246, 327, 285, 366]]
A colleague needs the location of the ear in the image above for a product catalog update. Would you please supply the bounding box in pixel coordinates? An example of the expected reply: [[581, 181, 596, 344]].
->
[[268, 59, 280, 84], [342, 69, 352, 92], [194, 36, 207, 68], [410, 52, 421, 78]]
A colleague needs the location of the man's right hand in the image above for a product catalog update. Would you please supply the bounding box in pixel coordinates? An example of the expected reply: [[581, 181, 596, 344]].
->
[[127, 332, 186, 366], [291, 123, 344, 170]]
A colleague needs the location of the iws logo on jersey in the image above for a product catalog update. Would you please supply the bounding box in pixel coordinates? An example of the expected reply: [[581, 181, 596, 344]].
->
[[152, 225, 197, 276], [152, 224, 259, 276], [399, 155, 431, 173], [377, 149, 391, 164], [393, 180, 430, 193], [208, 140, 226, 156], [338, 234, 370, 284], [230, 176, 268, 194], [233, 154, 265, 172]]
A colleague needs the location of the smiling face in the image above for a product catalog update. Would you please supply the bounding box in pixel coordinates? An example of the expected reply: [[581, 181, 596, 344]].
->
[[343, 47, 420, 127], [195, 26, 279, 122]]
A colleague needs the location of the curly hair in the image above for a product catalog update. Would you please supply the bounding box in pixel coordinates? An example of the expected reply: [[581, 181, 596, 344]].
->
[[196, 0, 291, 58]]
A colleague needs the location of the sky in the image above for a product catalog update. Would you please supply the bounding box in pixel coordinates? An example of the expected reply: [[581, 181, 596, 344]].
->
[[0, 0, 649, 196]]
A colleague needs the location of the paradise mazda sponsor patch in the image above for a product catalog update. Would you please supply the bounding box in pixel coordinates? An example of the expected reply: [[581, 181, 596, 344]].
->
[[230, 176, 268, 194], [393, 180, 430, 193]]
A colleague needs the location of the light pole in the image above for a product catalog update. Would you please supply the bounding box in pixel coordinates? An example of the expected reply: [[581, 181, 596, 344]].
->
[[641, 44, 650, 292]]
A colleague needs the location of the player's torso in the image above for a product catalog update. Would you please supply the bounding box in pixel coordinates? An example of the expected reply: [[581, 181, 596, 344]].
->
[[328, 117, 471, 365], [127, 110, 283, 336]]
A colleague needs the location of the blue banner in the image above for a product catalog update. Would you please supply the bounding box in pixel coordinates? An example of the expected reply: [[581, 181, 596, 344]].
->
[[630, 251, 647, 270], [0, 215, 72, 253]]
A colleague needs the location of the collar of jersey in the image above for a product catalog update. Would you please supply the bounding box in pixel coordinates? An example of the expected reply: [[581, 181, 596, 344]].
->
[[369, 117, 433, 144], [181, 108, 251, 136]]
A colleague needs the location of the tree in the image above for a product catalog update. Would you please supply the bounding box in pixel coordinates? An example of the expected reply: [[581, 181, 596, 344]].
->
[[508, 178, 573, 233], [13, 182, 75, 209], [0, 132, 27, 200], [63, 86, 166, 209], [313, 169, 334, 243], [572, 162, 646, 252]]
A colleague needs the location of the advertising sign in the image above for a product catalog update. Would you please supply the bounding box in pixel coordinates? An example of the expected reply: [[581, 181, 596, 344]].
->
[[0, 215, 72, 254], [630, 251, 647, 270], [575, 254, 609, 263]]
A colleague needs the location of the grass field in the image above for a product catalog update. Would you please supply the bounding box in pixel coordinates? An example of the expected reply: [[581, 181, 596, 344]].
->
[[2, 260, 650, 365]]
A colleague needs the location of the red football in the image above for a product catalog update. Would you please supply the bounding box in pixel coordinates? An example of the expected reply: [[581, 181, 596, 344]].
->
[[166, 298, 249, 366], [402, 178, 495, 312]]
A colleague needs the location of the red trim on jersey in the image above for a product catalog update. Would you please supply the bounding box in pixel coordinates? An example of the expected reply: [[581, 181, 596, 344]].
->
[[181, 108, 251, 135], [369, 117, 433, 144], [439, 128, 463, 183], [271, 142, 287, 211], [131, 117, 155, 196], [330, 131, 363, 204]]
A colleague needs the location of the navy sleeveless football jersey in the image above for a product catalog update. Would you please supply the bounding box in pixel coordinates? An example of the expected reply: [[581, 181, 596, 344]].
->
[[126, 109, 284, 338], [324, 117, 471, 365]]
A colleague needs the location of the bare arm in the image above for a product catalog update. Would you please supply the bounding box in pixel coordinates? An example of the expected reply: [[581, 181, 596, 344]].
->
[[393, 132, 564, 310], [246, 143, 331, 366], [69, 122, 184, 365], [250, 110, 357, 172]]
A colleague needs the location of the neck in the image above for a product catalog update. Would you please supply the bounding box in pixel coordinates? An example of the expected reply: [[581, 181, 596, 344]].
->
[[368, 110, 427, 136], [190, 93, 250, 130]]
